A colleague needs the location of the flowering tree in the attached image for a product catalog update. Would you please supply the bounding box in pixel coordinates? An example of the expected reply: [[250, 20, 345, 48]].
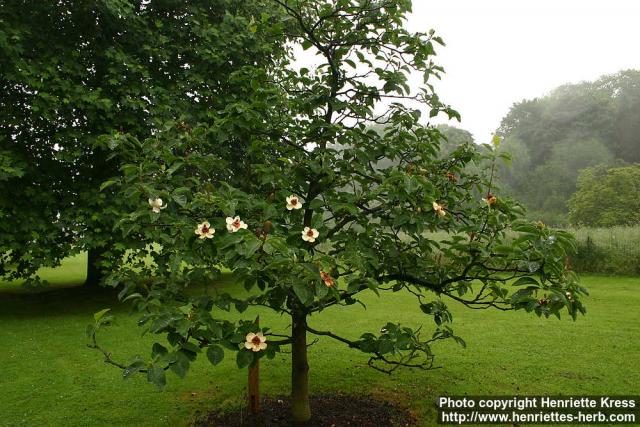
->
[[89, 0, 586, 423]]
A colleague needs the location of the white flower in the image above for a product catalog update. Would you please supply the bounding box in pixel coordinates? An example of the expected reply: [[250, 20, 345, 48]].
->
[[244, 332, 267, 352], [301, 227, 319, 243], [286, 195, 303, 210], [148, 198, 167, 213], [195, 221, 215, 239], [226, 216, 248, 233], [432, 201, 446, 217]]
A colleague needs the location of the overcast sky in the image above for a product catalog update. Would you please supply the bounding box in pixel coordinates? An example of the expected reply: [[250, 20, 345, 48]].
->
[[405, 0, 640, 144]]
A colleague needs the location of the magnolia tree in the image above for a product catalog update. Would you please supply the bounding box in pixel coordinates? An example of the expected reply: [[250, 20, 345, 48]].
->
[[89, 0, 586, 423]]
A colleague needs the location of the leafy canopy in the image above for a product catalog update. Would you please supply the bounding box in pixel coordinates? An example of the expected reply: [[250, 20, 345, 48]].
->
[[0, 0, 285, 284], [89, 0, 585, 390], [568, 164, 640, 227]]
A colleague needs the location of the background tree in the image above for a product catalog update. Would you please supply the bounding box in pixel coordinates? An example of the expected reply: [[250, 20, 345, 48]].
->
[[500, 137, 615, 224], [436, 124, 474, 158], [495, 69, 640, 224], [0, 0, 285, 286], [89, 0, 585, 424], [568, 164, 640, 227]]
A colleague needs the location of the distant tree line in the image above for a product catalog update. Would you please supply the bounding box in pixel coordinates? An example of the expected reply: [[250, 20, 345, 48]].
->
[[494, 70, 640, 226]]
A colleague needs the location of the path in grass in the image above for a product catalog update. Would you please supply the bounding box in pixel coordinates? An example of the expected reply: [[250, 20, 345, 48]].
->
[[1, 259, 639, 426]]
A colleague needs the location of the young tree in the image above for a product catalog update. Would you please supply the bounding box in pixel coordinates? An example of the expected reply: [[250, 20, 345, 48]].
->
[[0, 0, 284, 286], [89, 1, 585, 423]]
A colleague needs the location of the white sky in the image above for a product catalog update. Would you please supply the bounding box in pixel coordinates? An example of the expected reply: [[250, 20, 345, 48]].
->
[[406, 0, 640, 144]]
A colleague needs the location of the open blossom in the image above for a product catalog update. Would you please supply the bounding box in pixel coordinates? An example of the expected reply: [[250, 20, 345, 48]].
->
[[195, 221, 215, 239], [148, 198, 167, 213], [432, 201, 446, 217], [302, 227, 319, 243], [320, 271, 334, 288], [226, 216, 248, 233], [245, 332, 267, 352], [565, 291, 573, 301], [286, 195, 303, 210], [482, 193, 497, 207]]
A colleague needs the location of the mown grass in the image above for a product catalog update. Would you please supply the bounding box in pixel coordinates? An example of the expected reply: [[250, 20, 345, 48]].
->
[[0, 253, 86, 293], [1, 258, 639, 426]]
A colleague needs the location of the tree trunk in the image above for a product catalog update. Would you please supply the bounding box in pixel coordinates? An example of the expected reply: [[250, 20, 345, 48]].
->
[[248, 316, 261, 413], [291, 308, 311, 424], [84, 246, 106, 288]]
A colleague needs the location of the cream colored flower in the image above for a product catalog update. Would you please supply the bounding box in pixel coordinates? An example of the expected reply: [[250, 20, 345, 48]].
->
[[320, 271, 334, 288], [286, 195, 303, 210], [148, 198, 167, 213], [301, 227, 319, 243], [565, 291, 573, 301], [432, 201, 446, 217], [244, 332, 267, 352], [225, 216, 248, 233], [195, 221, 215, 239]]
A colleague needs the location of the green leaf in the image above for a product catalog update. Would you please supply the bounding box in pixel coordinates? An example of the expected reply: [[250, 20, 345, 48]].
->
[[93, 308, 111, 323], [206, 345, 225, 365], [512, 277, 539, 287], [166, 161, 184, 176], [262, 236, 288, 255], [151, 343, 168, 357], [123, 360, 145, 380], [242, 238, 262, 258], [377, 338, 394, 354], [236, 350, 254, 369], [292, 282, 313, 304], [147, 365, 166, 388], [170, 352, 190, 378], [315, 281, 329, 298], [366, 279, 379, 296], [235, 300, 249, 313], [172, 193, 187, 207], [99, 180, 117, 191]]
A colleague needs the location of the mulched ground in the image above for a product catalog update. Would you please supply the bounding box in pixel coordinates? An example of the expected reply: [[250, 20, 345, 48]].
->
[[194, 394, 417, 426]]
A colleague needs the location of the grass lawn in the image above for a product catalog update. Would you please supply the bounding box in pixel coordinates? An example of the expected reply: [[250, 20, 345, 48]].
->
[[1, 258, 639, 426], [0, 253, 87, 293]]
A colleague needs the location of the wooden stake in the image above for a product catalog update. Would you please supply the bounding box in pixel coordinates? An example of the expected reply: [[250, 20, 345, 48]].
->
[[248, 316, 260, 413]]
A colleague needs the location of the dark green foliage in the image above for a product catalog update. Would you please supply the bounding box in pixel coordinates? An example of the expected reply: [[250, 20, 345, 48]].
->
[[0, 0, 285, 284]]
